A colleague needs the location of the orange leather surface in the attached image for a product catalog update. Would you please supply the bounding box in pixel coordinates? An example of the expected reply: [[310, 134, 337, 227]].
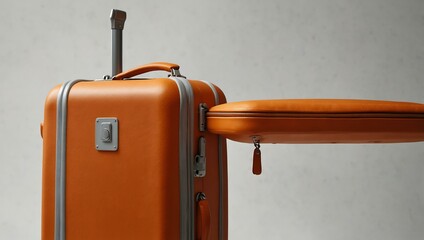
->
[[43, 79, 182, 239], [112, 62, 179, 80], [197, 199, 211, 240], [209, 99, 424, 114], [41, 79, 228, 239], [207, 99, 424, 143], [252, 148, 261, 175]]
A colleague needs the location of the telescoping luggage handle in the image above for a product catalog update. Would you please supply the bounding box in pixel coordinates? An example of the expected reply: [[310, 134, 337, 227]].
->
[[109, 9, 183, 79], [112, 62, 183, 80], [110, 9, 126, 76]]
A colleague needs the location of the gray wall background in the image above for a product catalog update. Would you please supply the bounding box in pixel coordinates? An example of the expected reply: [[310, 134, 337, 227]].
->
[[1, 0, 423, 239]]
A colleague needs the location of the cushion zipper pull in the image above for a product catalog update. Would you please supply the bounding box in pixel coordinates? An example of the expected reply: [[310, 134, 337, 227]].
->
[[252, 136, 262, 175]]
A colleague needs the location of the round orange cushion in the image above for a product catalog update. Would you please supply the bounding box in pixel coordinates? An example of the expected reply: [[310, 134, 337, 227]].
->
[[207, 99, 424, 144]]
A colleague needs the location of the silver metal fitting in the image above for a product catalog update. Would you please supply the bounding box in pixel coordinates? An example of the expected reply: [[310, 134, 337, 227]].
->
[[196, 192, 207, 202]]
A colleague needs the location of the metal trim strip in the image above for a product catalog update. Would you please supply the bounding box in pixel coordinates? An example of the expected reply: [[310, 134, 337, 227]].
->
[[169, 76, 195, 240], [180, 77, 195, 240], [55, 79, 90, 240], [200, 81, 224, 240]]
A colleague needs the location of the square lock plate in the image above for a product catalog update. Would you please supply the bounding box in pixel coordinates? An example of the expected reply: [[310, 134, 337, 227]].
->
[[95, 118, 118, 151]]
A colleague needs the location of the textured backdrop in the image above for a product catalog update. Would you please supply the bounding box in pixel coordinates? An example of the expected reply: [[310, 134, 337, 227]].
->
[[1, 0, 423, 239]]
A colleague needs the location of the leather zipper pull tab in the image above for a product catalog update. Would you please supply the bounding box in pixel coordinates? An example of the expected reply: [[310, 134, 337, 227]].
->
[[252, 137, 262, 175]]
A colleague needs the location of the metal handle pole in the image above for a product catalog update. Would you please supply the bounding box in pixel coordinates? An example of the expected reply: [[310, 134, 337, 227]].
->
[[110, 9, 127, 76]]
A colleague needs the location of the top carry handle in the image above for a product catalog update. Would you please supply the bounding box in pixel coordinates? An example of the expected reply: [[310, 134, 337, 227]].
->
[[110, 9, 127, 76], [112, 62, 182, 80]]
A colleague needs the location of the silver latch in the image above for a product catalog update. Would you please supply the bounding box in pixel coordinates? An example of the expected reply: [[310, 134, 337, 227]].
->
[[96, 118, 118, 151], [194, 137, 206, 177], [100, 122, 113, 143], [196, 192, 207, 202], [199, 103, 208, 132]]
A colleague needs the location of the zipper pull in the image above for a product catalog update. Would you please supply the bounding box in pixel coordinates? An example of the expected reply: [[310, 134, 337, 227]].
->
[[252, 137, 262, 175]]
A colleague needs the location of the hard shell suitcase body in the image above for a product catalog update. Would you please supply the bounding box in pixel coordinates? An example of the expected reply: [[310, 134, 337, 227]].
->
[[41, 63, 228, 240]]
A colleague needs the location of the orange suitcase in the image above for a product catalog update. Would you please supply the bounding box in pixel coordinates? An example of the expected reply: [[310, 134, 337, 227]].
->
[[41, 63, 228, 240], [41, 9, 424, 240], [41, 10, 227, 240]]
